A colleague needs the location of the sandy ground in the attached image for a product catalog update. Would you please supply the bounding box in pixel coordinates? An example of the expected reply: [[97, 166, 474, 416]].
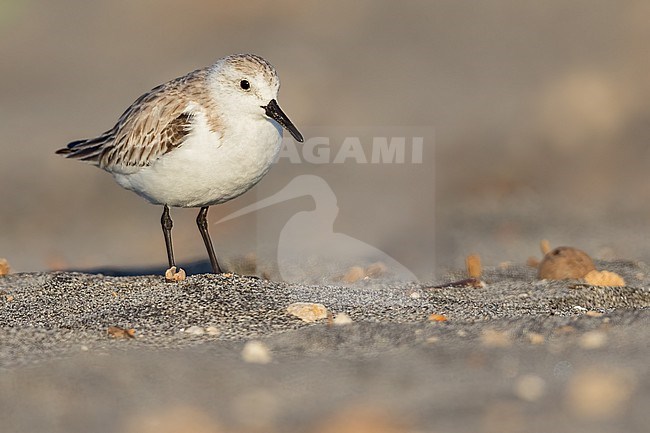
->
[[1, 262, 648, 433]]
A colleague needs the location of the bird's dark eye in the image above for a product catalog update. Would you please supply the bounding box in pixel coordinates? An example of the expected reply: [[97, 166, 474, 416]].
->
[[240, 79, 250, 90]]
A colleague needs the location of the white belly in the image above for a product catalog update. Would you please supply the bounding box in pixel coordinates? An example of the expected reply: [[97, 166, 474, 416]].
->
[[112, 115, 283, 208]]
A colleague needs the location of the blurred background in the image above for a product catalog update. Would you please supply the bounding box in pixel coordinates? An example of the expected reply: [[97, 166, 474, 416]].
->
[[2, 0, 650, 279]]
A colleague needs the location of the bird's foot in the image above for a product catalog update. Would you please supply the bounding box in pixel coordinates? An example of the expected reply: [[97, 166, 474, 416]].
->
[[164, 266, 186, 282]]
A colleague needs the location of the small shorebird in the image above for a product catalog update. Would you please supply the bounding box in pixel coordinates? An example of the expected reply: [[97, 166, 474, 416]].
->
[[57, 53, 303, 276]]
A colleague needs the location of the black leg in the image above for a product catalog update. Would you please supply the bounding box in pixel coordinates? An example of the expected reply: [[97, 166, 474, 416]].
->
[[161, 205, 175, 268], [196, 206, 222, 273]]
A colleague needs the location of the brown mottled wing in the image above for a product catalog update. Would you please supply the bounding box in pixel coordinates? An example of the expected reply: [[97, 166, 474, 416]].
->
[[98, 94, 195, 171], [57, 69, 207, 172]]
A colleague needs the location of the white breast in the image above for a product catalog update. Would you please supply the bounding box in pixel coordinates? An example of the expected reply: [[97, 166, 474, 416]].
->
[[112, 112, 283, 208]]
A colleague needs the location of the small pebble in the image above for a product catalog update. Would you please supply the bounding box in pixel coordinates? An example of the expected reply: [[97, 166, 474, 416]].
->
[[342, 266, 365, 283], [566, 367, 635, 420], [287, 302, 328, 323], [241, 340, 272, 364], [480, 329, 512, 348], [184, 326, 205, 336], [205, 326, 221, 336], [107, 326, 135, 339], [514, 374, 546, 402], [585, 310, 603, 318], [164, 266, 186, 282], [466, 254, 482, 278], [579, 330, 607, 349], [0, 258, 9, 276], [537, 246, 595, 280], [583, 270, 625, 287], [365, 262, 387, 278], [332, 313, 353, 325]]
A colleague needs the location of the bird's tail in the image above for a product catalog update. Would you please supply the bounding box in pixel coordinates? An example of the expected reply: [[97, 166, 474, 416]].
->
[[55, 130, 114, 164]]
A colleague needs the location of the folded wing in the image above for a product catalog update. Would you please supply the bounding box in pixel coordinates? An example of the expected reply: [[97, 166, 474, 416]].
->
[[56, 69, 209, 172]]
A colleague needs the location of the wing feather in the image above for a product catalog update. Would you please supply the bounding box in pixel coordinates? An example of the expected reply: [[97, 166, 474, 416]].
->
[[57, 68, 215, 172]]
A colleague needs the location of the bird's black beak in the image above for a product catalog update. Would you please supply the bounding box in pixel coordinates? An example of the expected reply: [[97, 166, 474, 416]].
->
[[263, 99, 304, 142]]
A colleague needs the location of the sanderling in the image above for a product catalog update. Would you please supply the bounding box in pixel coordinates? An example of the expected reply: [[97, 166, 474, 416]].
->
[[57, 53, 304, 276]]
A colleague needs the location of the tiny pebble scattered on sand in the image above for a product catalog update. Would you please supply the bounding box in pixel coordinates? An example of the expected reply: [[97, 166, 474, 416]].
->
[[286, 302, 328, 323], [184, 326, 205, 336], [241, 340, 272, 364]]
